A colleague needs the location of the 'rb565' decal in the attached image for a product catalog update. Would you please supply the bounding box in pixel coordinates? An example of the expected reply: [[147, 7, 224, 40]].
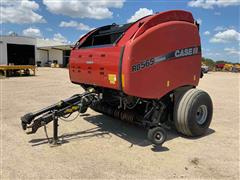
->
[[132, 58, 155, 72], [132, 46, 201, 72]]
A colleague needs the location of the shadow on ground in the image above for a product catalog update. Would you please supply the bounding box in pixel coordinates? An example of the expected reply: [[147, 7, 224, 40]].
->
[[29, 114, 215, 151]]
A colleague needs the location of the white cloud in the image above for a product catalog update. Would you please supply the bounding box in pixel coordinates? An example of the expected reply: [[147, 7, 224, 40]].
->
[[214, 26, 236, 32], [59, 21, 93, 31], [0, 0, 46, 24], [224, 47, 240, 55], [188, 0, 240, 9], [214, 26, 226, 31], [204, 52, 221, 57], [22, 27, 42, 38], [204, 31, 210, 35], [127, 8, 153, 23], [210, 29, 240, 43], [53, 33, 70, 44], [7, 31, 20, 36], [214, 12, 221, 16], [188, 0, 213, 9], [43, 0, 125, 20], [196, 18, 202, 25], [7, 31, 14, 35], [21, 28, 70, 44], [46, 28, 53, 32]]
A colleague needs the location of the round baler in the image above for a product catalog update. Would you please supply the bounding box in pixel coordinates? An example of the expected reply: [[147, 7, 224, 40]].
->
[[21, 10, 213, 146]]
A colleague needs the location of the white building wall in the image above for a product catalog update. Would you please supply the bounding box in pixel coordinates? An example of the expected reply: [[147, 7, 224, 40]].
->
[[36, 49, 48, 65], [0, 36, 67, 66], [49, 49, 63, 65], [0, 36, 36, 65], [36, 38, 65, 66], [36, 49, 63, 66], [0, 41, 7, 64]]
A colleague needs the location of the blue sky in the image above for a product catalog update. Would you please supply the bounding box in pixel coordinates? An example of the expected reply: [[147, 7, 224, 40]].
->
[[0, 0, 239, 62]]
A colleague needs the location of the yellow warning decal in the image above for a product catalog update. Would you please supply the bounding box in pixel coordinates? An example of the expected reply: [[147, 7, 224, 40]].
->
[[167, 80, 170, 87], [121, 74, 125, 88], [108, 74, 117, 84]]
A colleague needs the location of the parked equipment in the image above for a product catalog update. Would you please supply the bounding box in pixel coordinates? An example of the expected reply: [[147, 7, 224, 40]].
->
[[215, 63, 225, 71], [51, 60, 60, 68], [0, 65, 36, 77], [21, 10, 213, 146], [201, 63, 209, 73], [223, 63, 233, 72], [232, 64, 240, 72]]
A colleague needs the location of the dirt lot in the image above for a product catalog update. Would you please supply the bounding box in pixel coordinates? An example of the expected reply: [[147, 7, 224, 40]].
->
[[0, 68, 239, 179]]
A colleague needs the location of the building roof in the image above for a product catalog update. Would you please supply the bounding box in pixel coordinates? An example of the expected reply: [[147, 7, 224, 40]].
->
[[0, 35, 72, 49], [0, 35, 36, 39], [36, 38, 70, 47], [37, 44, 73, 51]]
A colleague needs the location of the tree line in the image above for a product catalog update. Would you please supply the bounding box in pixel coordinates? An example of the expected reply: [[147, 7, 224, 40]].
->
[[201, 57, 239, 69]]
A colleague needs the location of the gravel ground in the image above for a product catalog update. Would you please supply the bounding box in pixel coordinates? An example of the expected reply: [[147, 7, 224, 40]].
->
[[0, 68, 239, 179]]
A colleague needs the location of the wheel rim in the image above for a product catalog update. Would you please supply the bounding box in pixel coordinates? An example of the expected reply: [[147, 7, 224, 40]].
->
[[196, 105, 208, 125], [154, 131, 164, 142]]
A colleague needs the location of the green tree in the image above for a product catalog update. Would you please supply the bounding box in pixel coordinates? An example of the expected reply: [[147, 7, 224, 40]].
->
[[201, 57, 216, 69], [216, 60, 232, 64]]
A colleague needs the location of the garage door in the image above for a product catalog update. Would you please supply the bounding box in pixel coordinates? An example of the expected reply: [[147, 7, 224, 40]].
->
[[7, 43, 35, 65]]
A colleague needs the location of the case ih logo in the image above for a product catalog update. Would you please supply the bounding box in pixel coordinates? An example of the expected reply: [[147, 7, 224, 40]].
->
[[174, 47, 199, 58], [132, 46, 201, 72]]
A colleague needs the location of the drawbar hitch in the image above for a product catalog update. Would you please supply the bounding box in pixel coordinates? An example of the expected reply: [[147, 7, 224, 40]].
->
[[21, 88, 100, 145]]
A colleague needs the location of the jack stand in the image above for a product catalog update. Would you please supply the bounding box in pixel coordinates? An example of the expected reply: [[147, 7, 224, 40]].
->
[[49, 111, 62, 147]]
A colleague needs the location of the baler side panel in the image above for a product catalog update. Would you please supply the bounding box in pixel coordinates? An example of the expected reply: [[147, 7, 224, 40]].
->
[[69, 46, 121, 90], [122, 21, 201, 99]]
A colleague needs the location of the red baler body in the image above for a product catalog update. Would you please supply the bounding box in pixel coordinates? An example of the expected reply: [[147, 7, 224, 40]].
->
[[69, 10, 201, 99], [21, 11, 213, 145]]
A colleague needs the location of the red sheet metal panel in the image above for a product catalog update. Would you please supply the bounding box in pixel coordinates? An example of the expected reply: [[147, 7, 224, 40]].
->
[[69, 10, 201, 99]]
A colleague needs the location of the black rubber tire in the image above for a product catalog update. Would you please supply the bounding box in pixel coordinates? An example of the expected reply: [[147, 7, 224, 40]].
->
[[147, 127, 167, 145], [174, 88, 213, 137]]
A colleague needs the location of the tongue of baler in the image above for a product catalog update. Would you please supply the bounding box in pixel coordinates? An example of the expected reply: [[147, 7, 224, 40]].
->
[[21, 88, 101, 145]]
